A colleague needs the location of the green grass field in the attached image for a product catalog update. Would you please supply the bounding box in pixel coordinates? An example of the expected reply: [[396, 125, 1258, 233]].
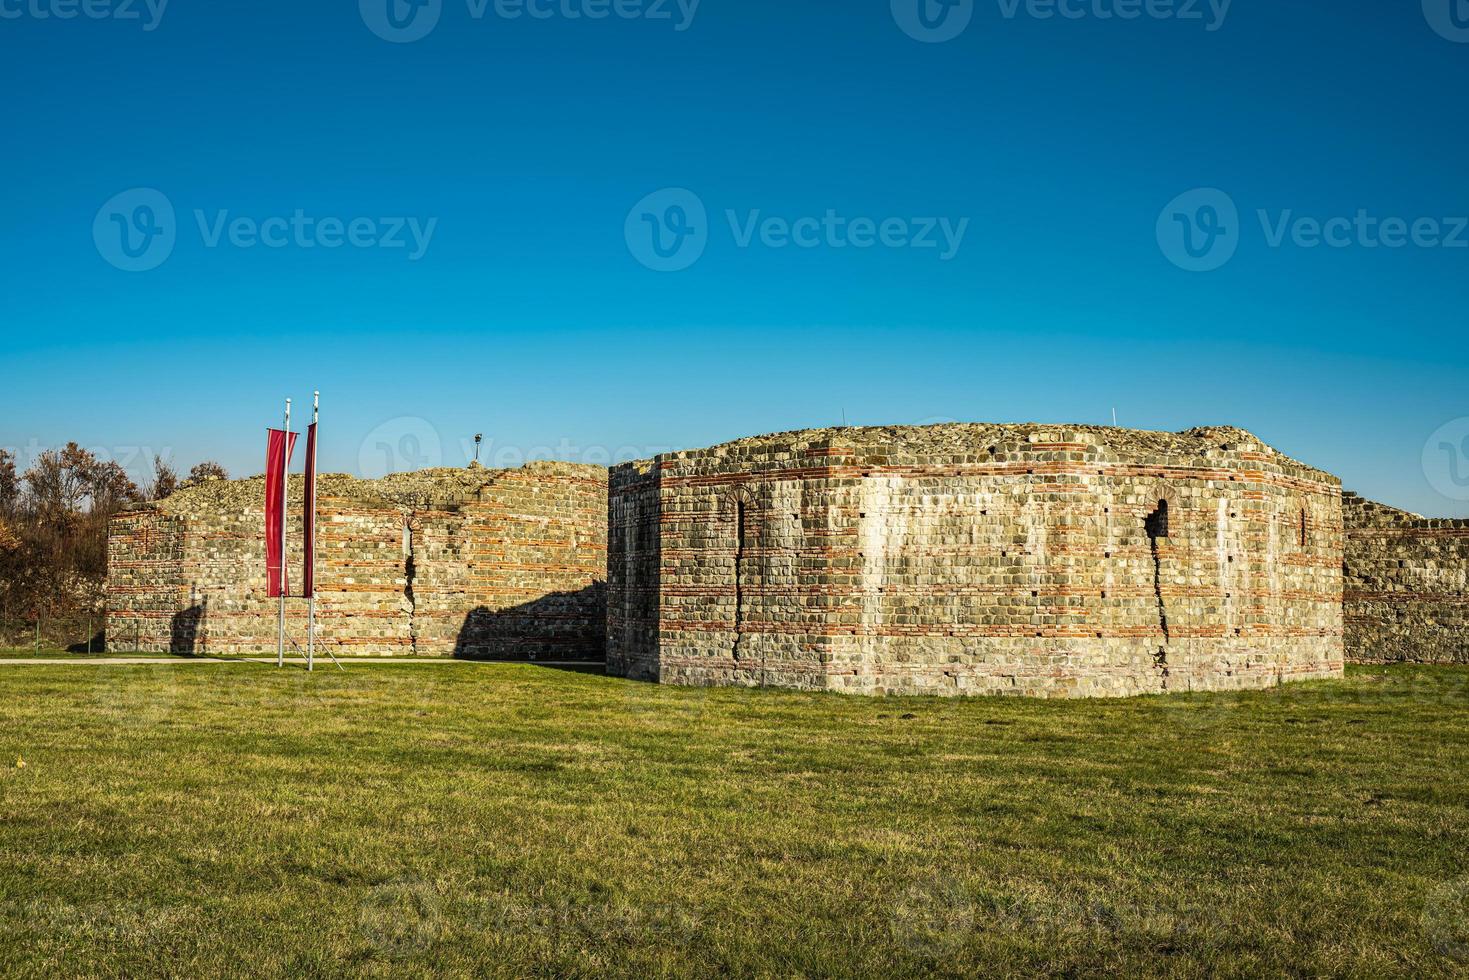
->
[[2, 662, 1467, 978]]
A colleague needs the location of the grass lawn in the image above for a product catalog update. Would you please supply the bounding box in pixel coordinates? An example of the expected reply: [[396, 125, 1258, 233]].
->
[[1, 663, 1467, 978]]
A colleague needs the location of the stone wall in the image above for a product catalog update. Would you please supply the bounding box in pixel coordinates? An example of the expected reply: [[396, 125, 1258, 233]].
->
[[606, 460, 661, 679], [1343, 493, 1469, 664], [607, 424, 1345, 698], [106, 462, 607, 659]]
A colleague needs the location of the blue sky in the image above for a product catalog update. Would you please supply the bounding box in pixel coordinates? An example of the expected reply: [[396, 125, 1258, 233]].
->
[[1, 0, 1466, 515]]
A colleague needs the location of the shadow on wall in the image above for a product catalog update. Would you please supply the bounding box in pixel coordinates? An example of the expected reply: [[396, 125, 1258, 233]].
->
[[169, 604, 204, 656], [65, 628, 108, 654], [452, 582, 607, 663]]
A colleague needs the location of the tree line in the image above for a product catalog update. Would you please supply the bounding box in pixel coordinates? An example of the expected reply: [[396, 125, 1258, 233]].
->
[[0, 445, 227, 638]]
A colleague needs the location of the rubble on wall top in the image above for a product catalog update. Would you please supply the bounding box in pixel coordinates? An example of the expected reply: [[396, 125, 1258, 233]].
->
[[126, 459, 605, 515], [1344, 491, 1469, 527], [634, 422, 1333, 478]]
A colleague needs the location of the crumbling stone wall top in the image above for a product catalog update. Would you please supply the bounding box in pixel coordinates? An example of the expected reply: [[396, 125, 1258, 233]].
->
[[125, 460, 606, 516], [1343, 492, 1469, 664], [636, 423, 1337, 484], [1343, 491, 1469, 529]]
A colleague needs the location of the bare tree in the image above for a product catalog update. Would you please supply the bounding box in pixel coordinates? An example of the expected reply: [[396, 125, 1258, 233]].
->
[[0, 518, 19, 555], [10, 445, 139, 612], [148, 455, 180, 501], [23, 443, 92, 521], [0, 449, 17, 518], [183, 461, 229, 487]]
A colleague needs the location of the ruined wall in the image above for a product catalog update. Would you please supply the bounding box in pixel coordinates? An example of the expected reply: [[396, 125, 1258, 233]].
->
[[606, 461, 661, 679], [1344, 493, 1469, 664], [106, 462, 607, 658], [607, 424, 1345, 698]]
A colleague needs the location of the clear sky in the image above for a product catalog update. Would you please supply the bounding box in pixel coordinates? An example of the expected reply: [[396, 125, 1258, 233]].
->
[[2, 0, 1466, 515]]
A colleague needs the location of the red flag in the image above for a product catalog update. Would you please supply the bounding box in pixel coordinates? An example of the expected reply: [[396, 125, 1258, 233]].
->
[[266, 428, 298, 598], [303, 422, 318, 597]]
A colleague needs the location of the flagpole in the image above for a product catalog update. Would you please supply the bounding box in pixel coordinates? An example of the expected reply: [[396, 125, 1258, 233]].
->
[[308, 391, 318, 672], [278, 398, 290, 668]]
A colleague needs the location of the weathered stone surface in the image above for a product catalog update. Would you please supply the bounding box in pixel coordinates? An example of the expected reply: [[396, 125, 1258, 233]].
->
[[608, 423, 1346, 698], [106, 462, 607, 658], [1343, 493, 1469, 664]]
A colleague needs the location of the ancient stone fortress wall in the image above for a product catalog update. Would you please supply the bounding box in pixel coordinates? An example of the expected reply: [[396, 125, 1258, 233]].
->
[[1343, 493, 1469, 664], [107, 462, 607, 659], [607, 424, 1345, 698]]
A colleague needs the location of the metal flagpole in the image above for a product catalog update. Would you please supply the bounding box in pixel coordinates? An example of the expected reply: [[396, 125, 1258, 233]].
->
[[278, 398, 290, 668], [308, 391, 318, 672]]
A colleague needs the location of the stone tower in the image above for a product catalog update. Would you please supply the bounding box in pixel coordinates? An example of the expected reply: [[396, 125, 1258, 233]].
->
[[607, 423, 1344, 698]]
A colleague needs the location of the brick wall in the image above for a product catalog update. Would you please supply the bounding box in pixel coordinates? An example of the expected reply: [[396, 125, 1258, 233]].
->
[[1344, 493, 1469, 664], [106, 462, 607, 659], [606, 461, 661, 679], [607, 424, 1345, 698]]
